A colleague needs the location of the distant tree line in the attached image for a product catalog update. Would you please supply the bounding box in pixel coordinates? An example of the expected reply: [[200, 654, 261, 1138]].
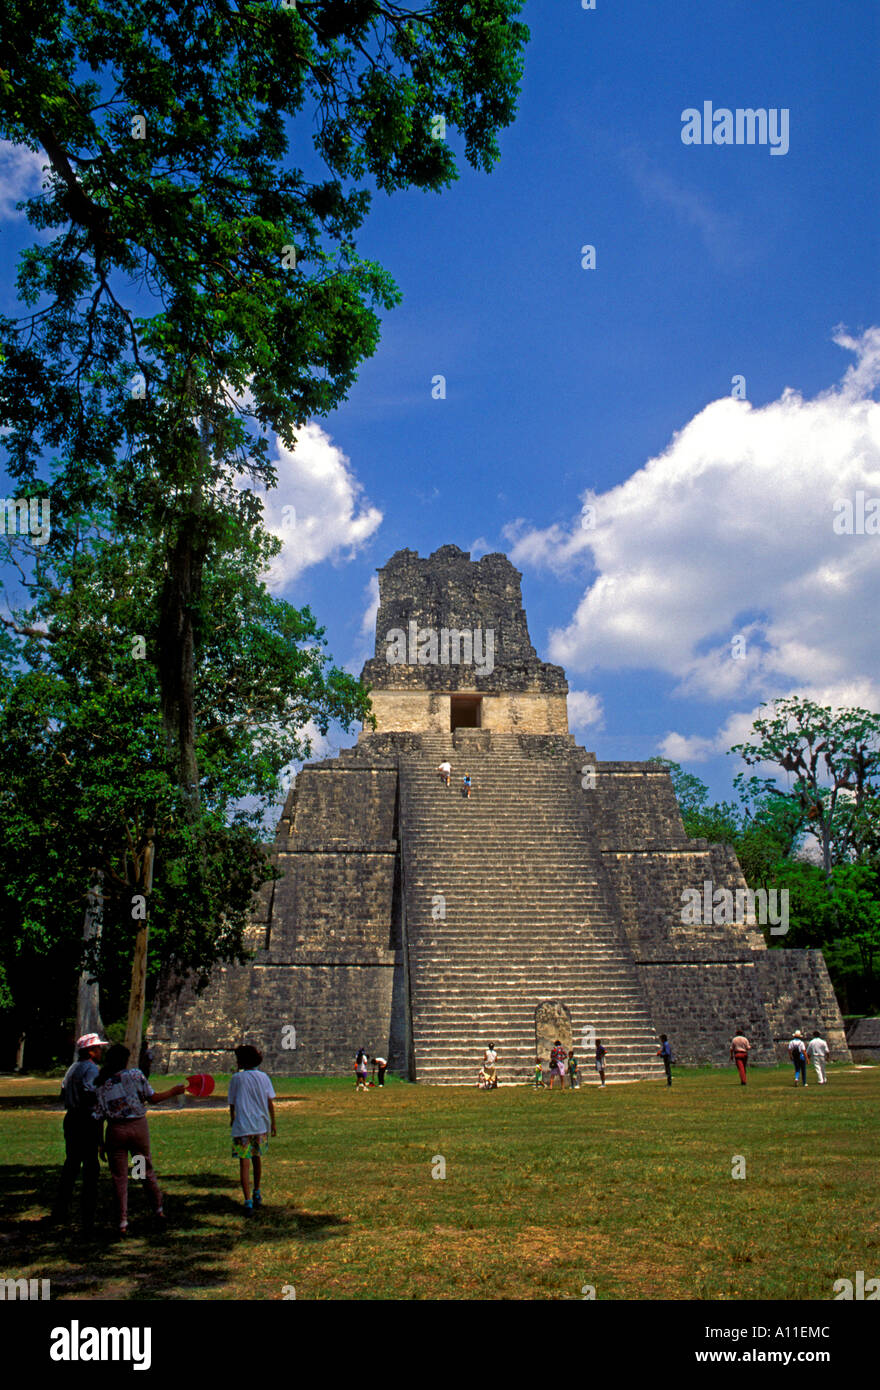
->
[[652, 697, 880, 1015]]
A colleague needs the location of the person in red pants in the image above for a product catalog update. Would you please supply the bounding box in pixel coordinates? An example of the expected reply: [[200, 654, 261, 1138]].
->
[[730, 1030, 751, 1084]]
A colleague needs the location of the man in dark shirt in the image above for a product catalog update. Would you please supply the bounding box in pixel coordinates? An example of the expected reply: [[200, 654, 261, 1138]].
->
[[656, 1034, 673, 1087], [52, 1032, 108, 1231]]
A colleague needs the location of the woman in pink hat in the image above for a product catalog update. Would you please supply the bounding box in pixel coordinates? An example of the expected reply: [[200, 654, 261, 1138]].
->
[[94, 1043, 186, 1236]]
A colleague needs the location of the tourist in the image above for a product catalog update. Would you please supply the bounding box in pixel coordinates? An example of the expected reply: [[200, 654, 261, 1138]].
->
[[51, 1032, 108, 1232], [371, 1055, 388, 1087], [729, 1029, 751, 1085], [548, 1039, 566, 1090], [483, 1042, 498, 1087], [807, 1030, 830, 1085], [788, 1030, 808, 1086], [355, 1048, 369, 1090], [94, 1043, 186, 1236], [437, 759, 452, 787], [595, 1038, 608, 1087], [229, 1043, 277, 1214], [567, 1049, 580, 1089], [656, 1034, 673, 1087], [462, 773, 472, 799], [534, 1057, 545, 1088]]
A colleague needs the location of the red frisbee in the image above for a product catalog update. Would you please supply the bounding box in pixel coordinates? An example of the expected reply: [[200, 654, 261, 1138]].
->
[[185, 1073, 215, 1098]]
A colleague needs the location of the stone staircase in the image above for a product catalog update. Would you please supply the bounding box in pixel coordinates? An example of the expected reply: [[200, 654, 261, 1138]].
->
[[396, 730, 661, 1084]]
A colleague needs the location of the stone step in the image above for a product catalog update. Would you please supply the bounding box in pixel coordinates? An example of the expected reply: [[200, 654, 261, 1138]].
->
[[398, 741, 661, 1083]]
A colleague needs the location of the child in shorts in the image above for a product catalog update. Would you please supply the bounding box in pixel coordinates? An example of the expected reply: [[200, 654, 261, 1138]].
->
[[567, 1050, 579, 1089], [534, 1058, 545, 1088], [228, 1044, 276, 1213]]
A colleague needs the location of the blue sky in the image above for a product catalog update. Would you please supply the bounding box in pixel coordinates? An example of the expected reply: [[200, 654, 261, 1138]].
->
[[280, 0, 880, 796], [2, 1, 878, 802]]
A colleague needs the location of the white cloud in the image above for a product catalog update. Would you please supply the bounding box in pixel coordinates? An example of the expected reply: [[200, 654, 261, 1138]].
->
[[510, 329, 880, 740], [255, 422, 382, 590], [343, 575, 380, 675], [0, 142, 48, 220], [567, 690, 604, 731], [360, 574, 380, 639]]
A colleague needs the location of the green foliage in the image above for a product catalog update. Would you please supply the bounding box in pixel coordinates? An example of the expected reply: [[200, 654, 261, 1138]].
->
[[655, 704, 880, 1012], [0, 523, 370, 1055], [730, 696, 880, 875], [0, 1, 528, 1060]]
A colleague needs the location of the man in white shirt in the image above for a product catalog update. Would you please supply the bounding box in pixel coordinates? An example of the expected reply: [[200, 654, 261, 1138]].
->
[[806, 1031, 830, 1084], [438, 760, 452, 787], [483, 1043, 498, 1088]]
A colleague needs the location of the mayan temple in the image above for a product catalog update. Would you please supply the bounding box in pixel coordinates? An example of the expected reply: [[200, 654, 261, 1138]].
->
[[151, 545, 850, 1082]]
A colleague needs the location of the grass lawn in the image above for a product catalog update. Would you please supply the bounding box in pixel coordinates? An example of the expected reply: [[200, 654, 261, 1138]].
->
[[1, 1066, 878, 1301]]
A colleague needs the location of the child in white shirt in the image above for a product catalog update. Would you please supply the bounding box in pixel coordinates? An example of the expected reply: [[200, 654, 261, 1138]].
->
[[228, 1043, 276, 1213]]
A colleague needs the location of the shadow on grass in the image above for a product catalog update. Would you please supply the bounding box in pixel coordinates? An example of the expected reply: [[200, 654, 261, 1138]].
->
[[1, 1164, 348, 1300], [0, 1095, 63, 1110]]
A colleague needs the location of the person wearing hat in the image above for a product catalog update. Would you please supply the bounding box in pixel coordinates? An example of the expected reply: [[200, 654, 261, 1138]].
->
[[788, 1029, 808, 1086], [51, 1032, 109, 1232]]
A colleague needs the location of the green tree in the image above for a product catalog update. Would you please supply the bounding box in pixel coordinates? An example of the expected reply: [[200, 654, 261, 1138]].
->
[[0, 518, 368, 1064], [730, 697, 880, 876], [0, 1, 528, 1055]]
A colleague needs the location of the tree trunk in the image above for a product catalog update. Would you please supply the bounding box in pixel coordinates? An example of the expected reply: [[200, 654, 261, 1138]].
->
[[123, 833, 155, 1063], [158, 522, 204, 804], [74, 873, 106, 1059], [156, 412, 211, 812]]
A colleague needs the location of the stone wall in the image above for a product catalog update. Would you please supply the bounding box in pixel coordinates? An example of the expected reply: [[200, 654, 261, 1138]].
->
[[754, 951, 851, 1061], [366, 688, 569, 735], [845, 1017, 880, 1062], [592, 757, 848, 1065], [150, 746, 409, 1076], [151, 548, 852, 1080], [362, 545, 567, 696]]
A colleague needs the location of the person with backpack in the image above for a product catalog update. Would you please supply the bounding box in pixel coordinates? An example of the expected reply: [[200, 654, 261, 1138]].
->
[[788, 1030, 808, 1086], [656, 1034, 673, 1087]]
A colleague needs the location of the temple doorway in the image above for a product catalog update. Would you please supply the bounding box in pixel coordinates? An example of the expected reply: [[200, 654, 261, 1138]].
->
[[450, 696, 482, 731]]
